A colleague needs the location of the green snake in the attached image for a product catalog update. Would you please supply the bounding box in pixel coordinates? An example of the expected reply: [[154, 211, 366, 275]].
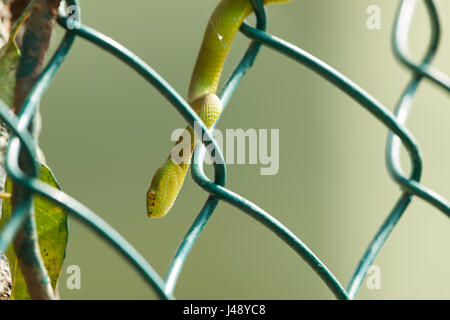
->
[[146, 0, 289, 218]]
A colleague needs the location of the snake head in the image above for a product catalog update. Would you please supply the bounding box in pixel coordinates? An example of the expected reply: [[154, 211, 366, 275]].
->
[[146, 161, 185, 218]]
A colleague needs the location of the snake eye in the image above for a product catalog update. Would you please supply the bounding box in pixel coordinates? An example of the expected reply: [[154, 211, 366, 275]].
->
[[148, 190, 156, 199]]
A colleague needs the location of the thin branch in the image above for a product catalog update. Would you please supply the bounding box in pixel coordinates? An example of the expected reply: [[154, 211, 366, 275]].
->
[[11, 0, 61, 300], [14, 0, 60, 114]]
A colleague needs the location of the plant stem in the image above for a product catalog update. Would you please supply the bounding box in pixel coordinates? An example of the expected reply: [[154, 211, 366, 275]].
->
[[11, 0, 61, 300]]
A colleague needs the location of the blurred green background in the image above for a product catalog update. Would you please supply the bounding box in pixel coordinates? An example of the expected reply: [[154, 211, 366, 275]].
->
[[39, 0, 450, 299]]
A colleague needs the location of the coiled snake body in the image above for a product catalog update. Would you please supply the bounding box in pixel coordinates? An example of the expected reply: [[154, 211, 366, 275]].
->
[[146, 0, 288, 218]]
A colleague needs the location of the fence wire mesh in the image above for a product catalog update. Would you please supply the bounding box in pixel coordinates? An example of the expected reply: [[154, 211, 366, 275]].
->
[[0, 0, 449, 300]]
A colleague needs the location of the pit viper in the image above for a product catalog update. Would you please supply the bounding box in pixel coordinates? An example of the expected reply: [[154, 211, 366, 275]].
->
[[146, 0, 289, 218]]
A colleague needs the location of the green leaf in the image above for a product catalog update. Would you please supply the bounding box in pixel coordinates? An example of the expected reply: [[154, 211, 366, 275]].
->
[[0, 0, 35, 107], [0, 34, 20, 107], [0, 164, 68, 300]]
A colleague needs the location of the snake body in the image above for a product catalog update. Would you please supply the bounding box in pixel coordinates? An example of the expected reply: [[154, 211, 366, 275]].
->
[[146, 0, 288, 218]]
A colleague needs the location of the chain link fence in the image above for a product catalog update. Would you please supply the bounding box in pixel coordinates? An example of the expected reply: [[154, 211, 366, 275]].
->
[[0, 0, 449, 299]]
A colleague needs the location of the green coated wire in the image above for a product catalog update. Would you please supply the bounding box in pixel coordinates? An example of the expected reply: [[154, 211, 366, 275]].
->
[[240, 3, 448, 296], [346, 194, 412, 298], [385, 0, 450, 218], [0, 0, 448, 300], [191, 144, 350, 300], [0, 99, 35, 255], [240, 20, 450, 217], [239, 22, 423, 180], [347, 0, 450, 298], [393, 0, 450, 93]]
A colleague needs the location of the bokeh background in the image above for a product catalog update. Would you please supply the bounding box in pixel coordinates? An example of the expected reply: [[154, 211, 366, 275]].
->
[[39, 0, 450, 299]]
